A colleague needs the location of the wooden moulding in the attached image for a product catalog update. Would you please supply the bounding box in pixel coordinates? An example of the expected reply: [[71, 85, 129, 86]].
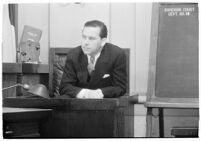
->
[[3, 63, 49, 74], [3, 63, 22, 73], [3, 97, 129, 110]]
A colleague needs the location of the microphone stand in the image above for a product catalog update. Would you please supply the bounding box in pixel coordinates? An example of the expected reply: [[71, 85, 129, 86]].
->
[[3, 83, 30, 91]]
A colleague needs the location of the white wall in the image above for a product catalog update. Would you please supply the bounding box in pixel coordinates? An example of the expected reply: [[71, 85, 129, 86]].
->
[[2, 5, 16, 62], [110, 3, 136, 94], [18, 4, 49, 64], [50, 3, 110, 47], [134, 3, 152, 137], [136, 3, 152, 93]]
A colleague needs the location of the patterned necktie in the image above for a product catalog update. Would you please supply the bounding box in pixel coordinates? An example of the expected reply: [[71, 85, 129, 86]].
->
[[87, 56, 95, 75]]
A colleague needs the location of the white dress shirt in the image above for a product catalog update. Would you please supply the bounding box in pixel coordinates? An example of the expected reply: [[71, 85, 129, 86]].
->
[[87, 51, 101, 68]]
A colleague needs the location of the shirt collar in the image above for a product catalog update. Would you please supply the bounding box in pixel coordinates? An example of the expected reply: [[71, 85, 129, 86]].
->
[[87, 51, 101, 64]]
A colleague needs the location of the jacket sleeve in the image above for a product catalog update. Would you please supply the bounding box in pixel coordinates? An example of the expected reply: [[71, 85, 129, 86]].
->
[[59, 54, 82, 98], [101, 51, 127, 98]]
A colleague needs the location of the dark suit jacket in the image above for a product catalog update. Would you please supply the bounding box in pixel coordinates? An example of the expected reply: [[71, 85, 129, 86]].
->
[[59, 43, 127, 98]]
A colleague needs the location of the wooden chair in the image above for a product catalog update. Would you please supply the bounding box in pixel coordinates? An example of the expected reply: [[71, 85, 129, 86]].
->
[[49, 47, 130, 97], [49, 48, 71, 97]]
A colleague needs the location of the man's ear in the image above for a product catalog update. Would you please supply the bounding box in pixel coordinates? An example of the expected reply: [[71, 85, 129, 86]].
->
[[101, 38, 107, 47]]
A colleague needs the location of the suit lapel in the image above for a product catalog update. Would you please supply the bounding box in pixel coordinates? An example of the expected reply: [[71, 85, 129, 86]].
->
[[77, 49, 88, 83], [89, 46, 109, 84]]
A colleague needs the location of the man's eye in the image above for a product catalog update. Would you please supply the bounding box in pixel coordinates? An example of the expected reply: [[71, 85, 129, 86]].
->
[[89, 37, 96, 40], [82, 36, 86, 39]]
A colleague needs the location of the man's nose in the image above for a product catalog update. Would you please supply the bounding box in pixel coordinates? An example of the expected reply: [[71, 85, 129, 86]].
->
[[84, 38, 89, 45]]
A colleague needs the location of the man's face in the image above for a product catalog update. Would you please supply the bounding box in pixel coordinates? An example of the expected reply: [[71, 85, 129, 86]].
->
[[81, 26, 105, 56]]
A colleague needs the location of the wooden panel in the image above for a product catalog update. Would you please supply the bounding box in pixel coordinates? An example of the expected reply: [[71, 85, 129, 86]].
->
[[4, 121, 40, 138], [22, 63, 49, 73], [3, 107, 52, 121], [2, 74, 17, 98], [21, 63, 49, 95], [20, 74, 49, 95], [40, 110, 117, 137], [3, 63, 22, 73], [3, 107, 52, 138], [164, 116, 198, 137], [3, 97, 129, 137], [171, 127, 198, 137], [49, 48, 71, 97], [124, 116, 134, 137], [3, 63, 21, 98], [2, 63, 49, 98], [3, 97, 128, 110], [149, 108, 199, 137], [3, 63, 49, 73]]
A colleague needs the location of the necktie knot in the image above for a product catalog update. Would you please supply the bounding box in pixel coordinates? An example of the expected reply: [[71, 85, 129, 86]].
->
[[90, 56, 95, 64]]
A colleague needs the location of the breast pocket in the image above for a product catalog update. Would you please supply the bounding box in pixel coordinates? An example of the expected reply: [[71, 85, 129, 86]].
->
[[99, 76, 112, 87]]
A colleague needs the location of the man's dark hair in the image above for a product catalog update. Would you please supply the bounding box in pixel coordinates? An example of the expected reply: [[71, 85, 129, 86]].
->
[[84, 20, 108, 38]]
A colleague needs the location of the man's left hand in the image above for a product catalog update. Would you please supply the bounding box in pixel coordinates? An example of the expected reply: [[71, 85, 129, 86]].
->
[[84, 89, 104, 99]]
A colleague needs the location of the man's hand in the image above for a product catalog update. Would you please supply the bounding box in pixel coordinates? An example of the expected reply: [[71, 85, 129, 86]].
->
[[76, 89, 103, 99], [85, 89, 104, 99]]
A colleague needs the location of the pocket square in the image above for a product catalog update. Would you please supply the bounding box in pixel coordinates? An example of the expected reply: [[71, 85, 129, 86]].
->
[[103, 74, 110, 78]]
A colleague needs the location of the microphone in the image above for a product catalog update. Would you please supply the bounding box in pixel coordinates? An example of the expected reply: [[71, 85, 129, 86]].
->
[[3, 83, 50, 99], [3, 83, 30, 91]]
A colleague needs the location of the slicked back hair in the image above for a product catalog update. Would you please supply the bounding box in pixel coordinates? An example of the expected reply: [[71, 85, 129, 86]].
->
[[84, 20, 108, 39]]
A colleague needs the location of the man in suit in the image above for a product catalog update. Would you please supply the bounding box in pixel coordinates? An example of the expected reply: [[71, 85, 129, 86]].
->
[[59, 20, 127, 98]]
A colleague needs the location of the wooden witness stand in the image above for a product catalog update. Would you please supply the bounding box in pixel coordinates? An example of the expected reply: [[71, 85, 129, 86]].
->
[[3, 107, 52, 138], [3, 96, 131, 138], [145, 3, 199, 137]]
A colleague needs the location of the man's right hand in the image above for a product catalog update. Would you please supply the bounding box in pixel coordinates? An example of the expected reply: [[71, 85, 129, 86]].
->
[[76, 89, 103, 99]]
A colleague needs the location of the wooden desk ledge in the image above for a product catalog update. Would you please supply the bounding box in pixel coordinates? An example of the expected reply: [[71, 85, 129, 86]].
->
[[3, 96, 131, 110], [3, 107, 52, 122], [145, 97, 199, 108]]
